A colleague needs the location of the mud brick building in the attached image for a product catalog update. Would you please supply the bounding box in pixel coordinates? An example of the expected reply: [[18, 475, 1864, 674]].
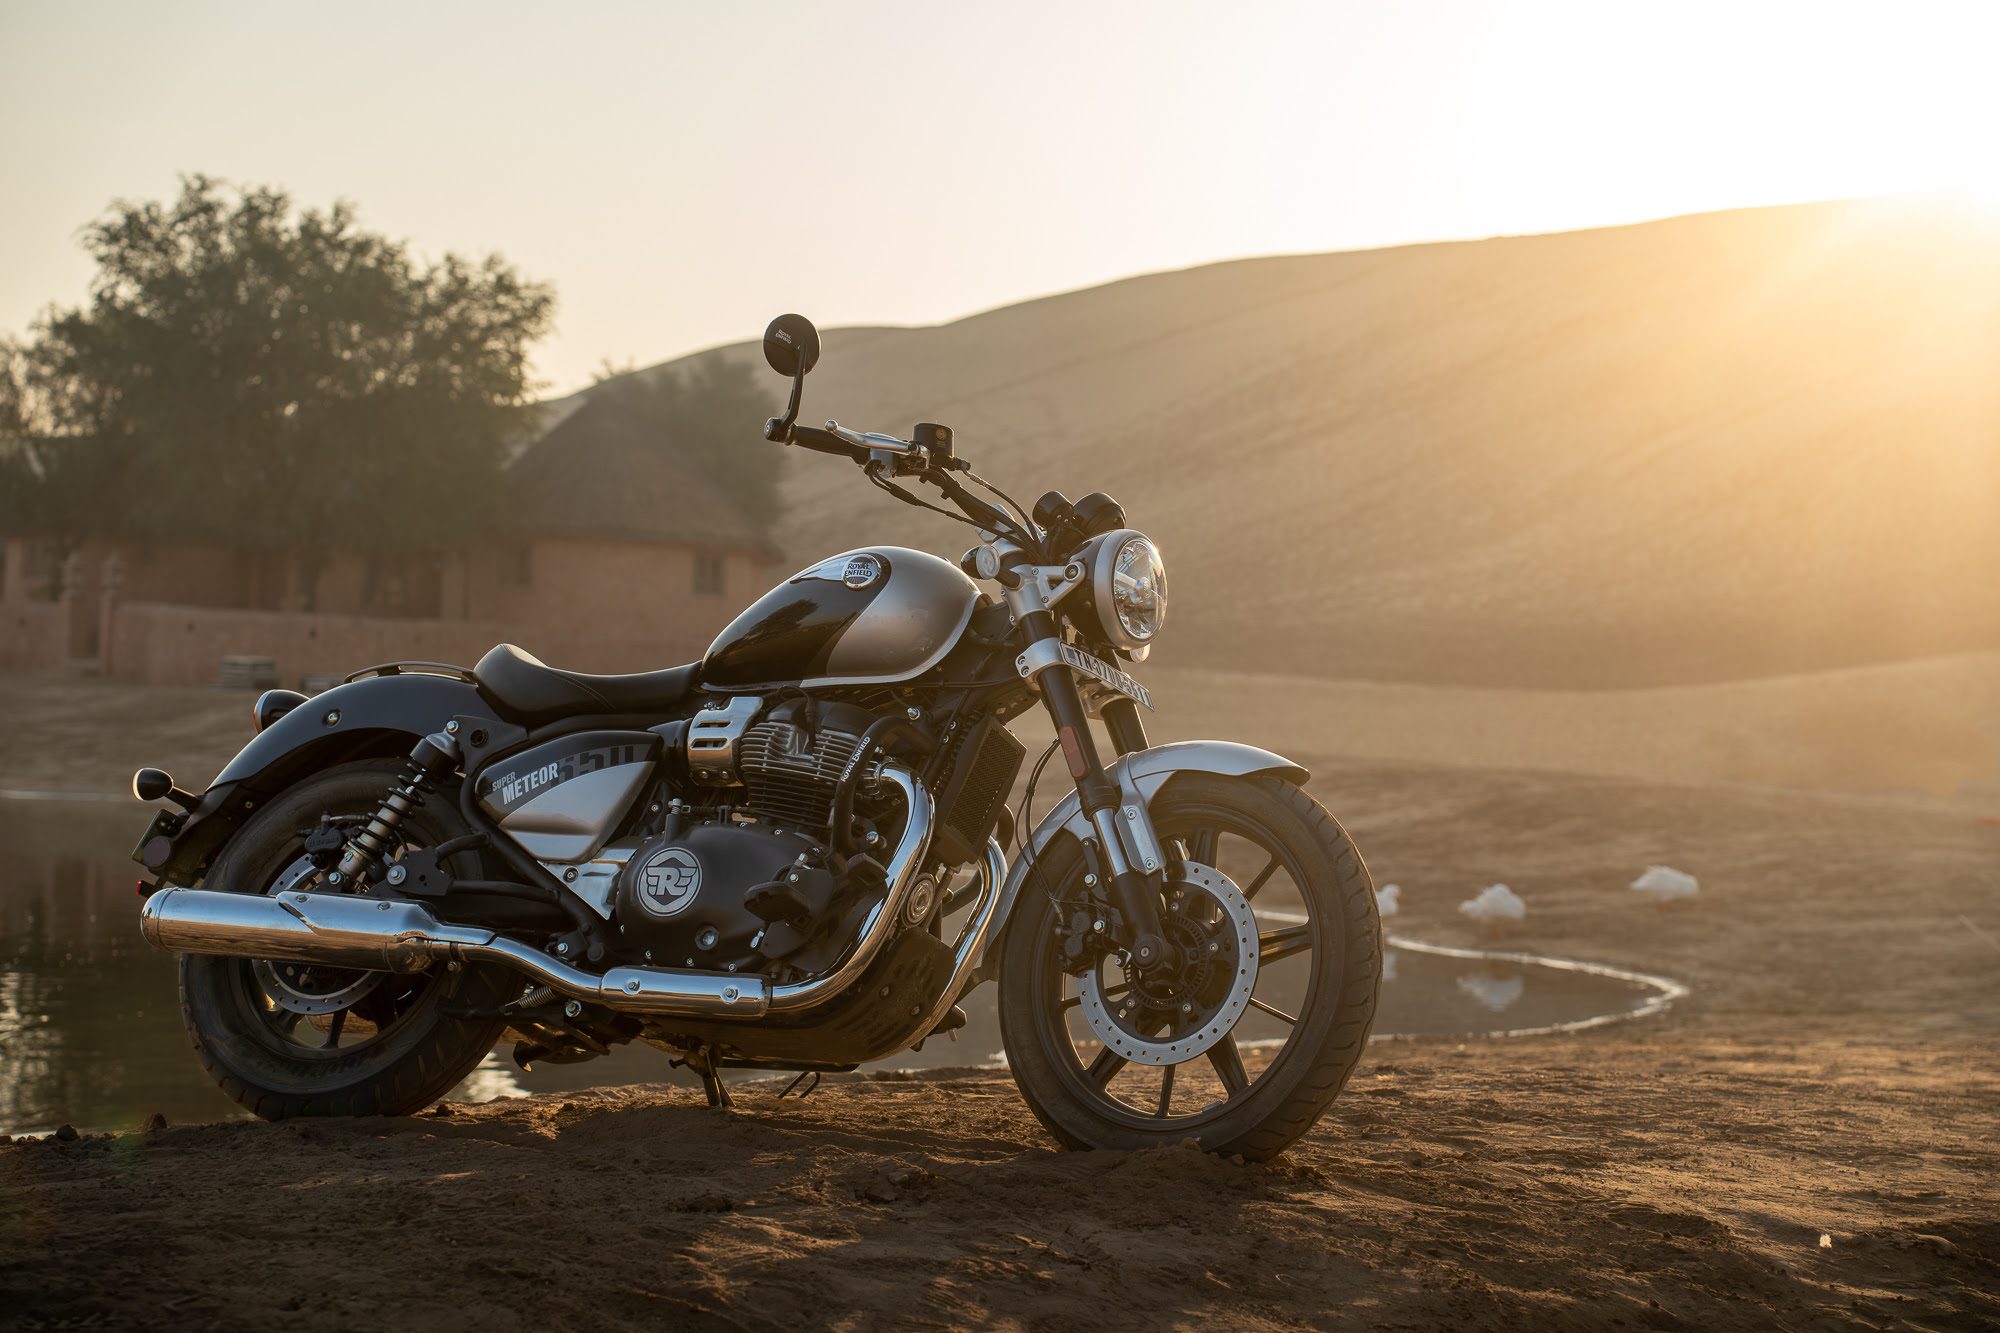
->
[[1, 394, 785, 687]]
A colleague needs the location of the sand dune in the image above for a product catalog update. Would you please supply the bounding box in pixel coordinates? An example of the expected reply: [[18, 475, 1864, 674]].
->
[[604, 198, 1999, 689], [1140, 649, 2000, 803]]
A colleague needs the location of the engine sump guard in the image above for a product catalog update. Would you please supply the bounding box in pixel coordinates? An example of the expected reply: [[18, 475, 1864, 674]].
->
[[648, 924, 956, 1068]]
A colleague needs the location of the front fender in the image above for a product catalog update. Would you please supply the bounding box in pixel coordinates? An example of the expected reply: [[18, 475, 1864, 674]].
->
[[975, 740, 1307, 971], [136, 673, 505, 885]]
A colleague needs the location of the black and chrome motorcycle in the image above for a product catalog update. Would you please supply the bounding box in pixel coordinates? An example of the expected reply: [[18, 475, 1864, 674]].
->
[[130, 314, 1381, 1159]]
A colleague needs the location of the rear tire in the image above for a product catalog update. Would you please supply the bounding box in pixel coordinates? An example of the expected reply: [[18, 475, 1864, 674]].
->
[[997, 773, 1380, 1161], [178, 760, 516, 1120]]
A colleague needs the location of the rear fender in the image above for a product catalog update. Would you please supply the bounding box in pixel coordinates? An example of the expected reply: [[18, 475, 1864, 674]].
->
[[974, 740, 1308, 972], [136, 673, 507, 885]]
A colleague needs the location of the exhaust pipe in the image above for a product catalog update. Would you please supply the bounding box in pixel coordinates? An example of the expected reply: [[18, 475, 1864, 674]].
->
[[140, 886, 765, 1017], [140, 766, 935, 1023]]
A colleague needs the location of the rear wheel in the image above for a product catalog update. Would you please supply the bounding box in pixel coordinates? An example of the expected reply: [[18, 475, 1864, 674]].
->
[[178, 760, 516, 1120], [997, 773, 1380, 1161]]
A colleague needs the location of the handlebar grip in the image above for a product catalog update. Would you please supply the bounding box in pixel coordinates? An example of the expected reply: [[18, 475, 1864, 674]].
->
[[786, 425, 871, 462]]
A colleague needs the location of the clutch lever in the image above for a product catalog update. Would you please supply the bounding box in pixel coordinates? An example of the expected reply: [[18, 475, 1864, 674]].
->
[[827, 420, 916, 454]]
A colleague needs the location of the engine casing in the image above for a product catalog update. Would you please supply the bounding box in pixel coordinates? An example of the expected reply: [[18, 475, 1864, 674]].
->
[[614, 821, 823, 972]]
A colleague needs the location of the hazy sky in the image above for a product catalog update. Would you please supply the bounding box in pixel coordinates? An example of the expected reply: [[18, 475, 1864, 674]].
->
[[4, 1, 1996, 393]]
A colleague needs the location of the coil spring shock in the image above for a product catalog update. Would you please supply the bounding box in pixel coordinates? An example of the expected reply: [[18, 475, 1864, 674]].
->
[[331, 731, 458, 887]]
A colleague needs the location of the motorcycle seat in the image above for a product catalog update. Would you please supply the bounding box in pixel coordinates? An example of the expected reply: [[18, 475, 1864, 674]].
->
[[473, 643, 702, 726]]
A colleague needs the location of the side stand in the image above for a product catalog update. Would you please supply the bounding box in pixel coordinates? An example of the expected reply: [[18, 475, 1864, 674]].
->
[[675, 1044, 734, 1110]]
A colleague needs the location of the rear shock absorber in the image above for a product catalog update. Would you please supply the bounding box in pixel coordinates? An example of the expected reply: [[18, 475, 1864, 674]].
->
[[330, 731, 459, 888]]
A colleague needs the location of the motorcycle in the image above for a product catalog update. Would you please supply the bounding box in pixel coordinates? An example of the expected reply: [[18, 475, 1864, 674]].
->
[[130, 314, 1382, 1158]]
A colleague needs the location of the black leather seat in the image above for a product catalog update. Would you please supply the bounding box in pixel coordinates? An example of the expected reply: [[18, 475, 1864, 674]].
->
[[473, 644, 702, 726]]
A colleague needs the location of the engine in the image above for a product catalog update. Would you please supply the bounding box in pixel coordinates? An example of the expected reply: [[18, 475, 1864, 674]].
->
[[609, 699, 898, 977], [603, 694, 1022, 981]]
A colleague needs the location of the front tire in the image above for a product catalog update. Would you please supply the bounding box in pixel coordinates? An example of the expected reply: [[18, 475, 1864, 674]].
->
[[178, 759, 516, 1120], [997, 773, 1381, 1161]]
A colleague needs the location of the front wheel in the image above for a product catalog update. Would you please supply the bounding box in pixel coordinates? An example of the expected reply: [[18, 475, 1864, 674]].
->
[[997, 773, 1381, 1161]]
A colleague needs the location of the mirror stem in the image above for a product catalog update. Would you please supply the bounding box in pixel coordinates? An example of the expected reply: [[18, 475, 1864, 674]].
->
[[765, 368, 806, 442]]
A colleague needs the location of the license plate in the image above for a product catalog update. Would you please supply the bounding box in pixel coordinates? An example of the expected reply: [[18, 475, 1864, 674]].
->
[[131, 808, 185, 870], [1059, 643, 1154, 710]]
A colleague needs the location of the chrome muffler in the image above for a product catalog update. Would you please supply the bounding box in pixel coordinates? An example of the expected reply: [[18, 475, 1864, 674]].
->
[[140, 766, 935, 1023]]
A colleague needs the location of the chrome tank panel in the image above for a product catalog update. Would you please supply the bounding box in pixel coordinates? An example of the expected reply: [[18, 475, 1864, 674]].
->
[[473, 730, 659, 864], [702, 547, 979, 689]]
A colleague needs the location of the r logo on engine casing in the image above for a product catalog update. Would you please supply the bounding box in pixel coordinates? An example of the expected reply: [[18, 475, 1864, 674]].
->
[[637, 846, 702, 917]]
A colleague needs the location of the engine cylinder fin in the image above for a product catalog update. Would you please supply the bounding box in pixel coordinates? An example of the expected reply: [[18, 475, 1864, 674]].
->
[[738, 719, 880, 831]]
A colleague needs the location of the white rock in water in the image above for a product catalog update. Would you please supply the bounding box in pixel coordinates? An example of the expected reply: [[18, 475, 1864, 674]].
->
[[1376, 883, 1401, 917], [1630, 865, 1699, 902], [1459, 883, 1526, 923]]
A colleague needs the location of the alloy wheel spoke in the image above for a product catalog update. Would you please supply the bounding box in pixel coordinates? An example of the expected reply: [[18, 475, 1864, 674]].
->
[[1208, 1035, 1251, 1098], [1258, 923, 1312, 964], [1086, 1046, 1128, 1086], [1248, 995, 1298, 1025], [321, 1008, 347, 1049], [1155, 1063, 1176, 1118], [1242, 855, 1281, 901], [1187, 827, 1218, 866], [1062, 981, 1130, 1012]]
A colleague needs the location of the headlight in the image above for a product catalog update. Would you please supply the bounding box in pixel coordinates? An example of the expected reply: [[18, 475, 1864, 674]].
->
[[1087, 529, 1168, 652]]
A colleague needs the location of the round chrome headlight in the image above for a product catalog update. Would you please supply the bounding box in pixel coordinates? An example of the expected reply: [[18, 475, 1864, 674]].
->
[[1088, 529, 1168, 652]]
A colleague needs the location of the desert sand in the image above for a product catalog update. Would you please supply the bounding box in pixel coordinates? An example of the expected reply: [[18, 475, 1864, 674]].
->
[[4, 717, 1995, 1327]]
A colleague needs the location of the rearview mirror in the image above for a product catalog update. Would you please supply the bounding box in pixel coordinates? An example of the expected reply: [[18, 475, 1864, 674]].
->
[[763, 314, 821, 378]]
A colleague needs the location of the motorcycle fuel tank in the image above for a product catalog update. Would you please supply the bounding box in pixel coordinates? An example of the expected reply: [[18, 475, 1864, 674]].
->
[[702, 547, 979, 689]]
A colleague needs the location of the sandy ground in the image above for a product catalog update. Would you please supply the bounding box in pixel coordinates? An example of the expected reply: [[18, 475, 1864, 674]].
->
[[4, 713, 1996, 1328]]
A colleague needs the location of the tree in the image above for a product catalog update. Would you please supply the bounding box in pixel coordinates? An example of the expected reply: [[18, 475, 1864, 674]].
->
[[587, 354, 784, 518], [0, 176, 555, 607]]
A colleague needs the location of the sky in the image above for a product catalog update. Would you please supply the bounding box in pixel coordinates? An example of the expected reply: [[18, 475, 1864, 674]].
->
[[3, 0, 1997, 393]]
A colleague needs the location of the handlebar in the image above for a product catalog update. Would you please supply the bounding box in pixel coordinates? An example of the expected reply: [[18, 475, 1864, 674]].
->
[[826, 421, 917, 454], [773, 413, 1029, 548], [772, 419, 918, 464], [784, 424, 870, 462]]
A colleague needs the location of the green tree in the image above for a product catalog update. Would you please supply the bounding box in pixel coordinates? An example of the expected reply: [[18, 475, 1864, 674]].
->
[[0, 176, 555, 607]]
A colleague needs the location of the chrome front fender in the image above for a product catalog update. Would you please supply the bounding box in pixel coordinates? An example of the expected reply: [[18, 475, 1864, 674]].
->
[[972, 740, 1308, 975]]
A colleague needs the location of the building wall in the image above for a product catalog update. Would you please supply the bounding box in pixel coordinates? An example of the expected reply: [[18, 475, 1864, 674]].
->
[[464, 537, 784, 671], [1, 535, 787, 685], [98, 601, 763, 688], [106, 603, 512, 688], [0, 536, 445, 618], [0, 602, 65, 673]]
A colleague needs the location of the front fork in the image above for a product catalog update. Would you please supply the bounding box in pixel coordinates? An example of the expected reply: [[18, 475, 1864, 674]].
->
[[1023, 628, 1170, 969]]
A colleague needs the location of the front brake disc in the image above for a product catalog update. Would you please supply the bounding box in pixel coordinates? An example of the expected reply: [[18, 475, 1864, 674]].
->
[[1076, 862, 1260, 1066]]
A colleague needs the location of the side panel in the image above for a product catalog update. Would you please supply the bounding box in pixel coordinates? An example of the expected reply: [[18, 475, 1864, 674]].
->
[[472, 730, 660, 863], [972, 740, 1309, 971]]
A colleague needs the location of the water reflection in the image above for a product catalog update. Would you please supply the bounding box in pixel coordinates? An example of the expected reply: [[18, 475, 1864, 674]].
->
[[1456, 971, 1526, 1012], [1, 801, 1677, 1132]]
